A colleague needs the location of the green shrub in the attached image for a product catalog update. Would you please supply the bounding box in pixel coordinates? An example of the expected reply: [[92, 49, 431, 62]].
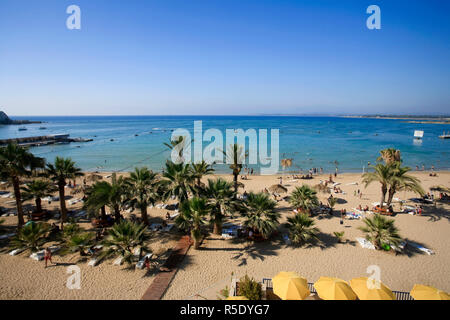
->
[[237, 275, 263, 300]]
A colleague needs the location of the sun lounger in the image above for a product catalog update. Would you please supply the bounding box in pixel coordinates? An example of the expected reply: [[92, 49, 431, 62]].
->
[[74, 210, 87, 218], [88, 257, 100, 266], [149, 223, 162, 231], [408, 242, 434, 255], [1, 193, 12, 198], [136, 253, 153, 269], [346, 182, 358, 186], [356, 237, 375, 250], [0, 233, 16, 240], [9, 248, 25, 256], [169, 212, 179, 220], [113, 256, 124, 266], [30, 246, 60, 261], [163, 224, 174, 232]]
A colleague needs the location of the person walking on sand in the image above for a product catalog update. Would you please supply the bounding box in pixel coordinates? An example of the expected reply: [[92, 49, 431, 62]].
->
[[144, 256, 151, 270], [44, 248, 53, 268]]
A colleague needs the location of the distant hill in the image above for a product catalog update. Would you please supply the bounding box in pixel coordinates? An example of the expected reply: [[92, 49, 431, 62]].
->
[[0, 111, 41, 125]]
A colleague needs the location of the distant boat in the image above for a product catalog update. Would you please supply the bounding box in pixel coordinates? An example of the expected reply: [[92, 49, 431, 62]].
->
[[39, 127, 47, 130], [414, 130, 424, 139], [439, 131, 450, 139], [18, 127, 27, 131]]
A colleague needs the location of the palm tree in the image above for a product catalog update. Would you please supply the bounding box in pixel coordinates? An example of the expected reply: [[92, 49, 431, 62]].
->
[[84, 181, 111, 221], [21, 179, 56, 213], [100, 220, 150, 264], [223, 143, 247, 194], [164, 135, 191, 162], [163, 160, 195, 205], [191, 161, 214, 187], [386, 163, 424, 207], [46, 157, 84, 229], [61, 232, 95, 256], [377, 148, 401, 164], [85, 173, 128, 222], [289, 185, 319, 214], [0, 143, 45, 228], [362, 163, 393, 209], [242, 192, 280, 239], [286, 213, 320, 246], [204, 178, 240, 235], [11, 222, 51, 252], [359, 215, 402, 250], [175, 197, 209, 249], [327, 196, 337, 214], [125, 167, 163, 225]]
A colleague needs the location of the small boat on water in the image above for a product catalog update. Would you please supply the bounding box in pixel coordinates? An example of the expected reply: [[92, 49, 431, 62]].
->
[[39, 127, 47, 130], [18, 127, 27, 131], [439, 131, 450, 139], [414, 130, 424, 140]]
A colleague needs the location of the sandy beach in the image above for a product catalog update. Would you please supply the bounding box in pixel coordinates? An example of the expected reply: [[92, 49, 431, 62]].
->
[[1, 171, 449, 300]]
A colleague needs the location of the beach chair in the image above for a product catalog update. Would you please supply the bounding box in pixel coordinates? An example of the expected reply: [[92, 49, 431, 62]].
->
[[9, 248, 25, 256], [408, 242, 434, 255], [113, 256, 124, 266], [88, 257, 100, 266], [0, 233, 15, 240], [356, 237, 375, 250], [169, 212, 179, 220], [30, 246, 60, 261], [163, 224, 174, 232], [136, 253, 153, 269]]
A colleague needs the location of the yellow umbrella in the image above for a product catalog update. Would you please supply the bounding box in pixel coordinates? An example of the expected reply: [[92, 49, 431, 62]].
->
[[410, 285, 450, 300], [272, 272, 310, 300], [226, 296, 249, 300], [350, 277, 395, 300], [314, 277, 357, 300]]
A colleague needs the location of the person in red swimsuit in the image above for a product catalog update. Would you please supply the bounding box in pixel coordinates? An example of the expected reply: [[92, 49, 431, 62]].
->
[[44, 248, 53, 268]]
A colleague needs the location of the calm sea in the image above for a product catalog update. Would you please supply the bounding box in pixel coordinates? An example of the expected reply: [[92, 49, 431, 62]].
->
[[1, 116, 449, 173]]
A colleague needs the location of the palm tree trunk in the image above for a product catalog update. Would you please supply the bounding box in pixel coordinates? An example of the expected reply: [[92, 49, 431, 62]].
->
[[213, 218, 222, 235], [386, 188, 396, 207], [101, 206, 107, 220], [233, 172, 238, 194], [141, 205, 149, 225], [380, 185, 387, 208], [12, 176, 25, 229], [58, 181, 67, 229], [113, 205, 121, 222], [35, 197, 42, 213]]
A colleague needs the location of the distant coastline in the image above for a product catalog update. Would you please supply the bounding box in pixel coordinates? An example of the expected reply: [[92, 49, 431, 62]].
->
[[342, 115, 450, 125]]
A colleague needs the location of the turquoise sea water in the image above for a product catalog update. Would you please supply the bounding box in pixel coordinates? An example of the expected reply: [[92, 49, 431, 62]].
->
[[1, 116, 449, 173]]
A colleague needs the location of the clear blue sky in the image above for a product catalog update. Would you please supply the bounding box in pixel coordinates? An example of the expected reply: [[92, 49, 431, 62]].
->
[[1, 0, 449, 116]]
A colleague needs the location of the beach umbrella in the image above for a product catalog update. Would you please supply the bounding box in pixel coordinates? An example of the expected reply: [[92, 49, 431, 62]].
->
[[269, 184, 288, 194], [87, 174, 103, 182], [430, 185, 450, 193], [272, 271, 310, 300], [410, 285, 450, 300], [226, 296, 249, 300], [349, 277, 395, 300], [313, 277, 357, 300]]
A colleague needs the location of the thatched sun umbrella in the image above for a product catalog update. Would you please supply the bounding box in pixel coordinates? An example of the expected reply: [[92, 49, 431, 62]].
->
[[87, 173, 103, 183], [430, 185, 450, 193], [281, 158, 293, 174], [269, 184, 288, 194]]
